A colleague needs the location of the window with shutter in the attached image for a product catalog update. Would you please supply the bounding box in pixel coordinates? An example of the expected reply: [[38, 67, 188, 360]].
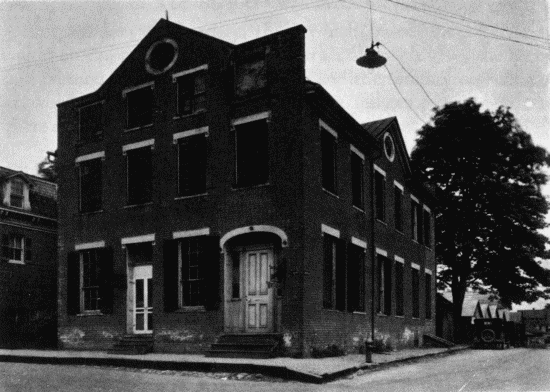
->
[[351, 151, 364, 209], [347, 243, 366, 312], [127, 147, 152, 205], [79, 158, 102, 212], [321, 128, 337, 194], [395, 259, 404, 316], [79, 102, 103, 142], [176, 71, 206, 116], [234, 119, 269, 188], [375, 171, 386, 221], [126, 86, 153, 129], [412, 267, 420, 318], [178, 134, 207, 197]]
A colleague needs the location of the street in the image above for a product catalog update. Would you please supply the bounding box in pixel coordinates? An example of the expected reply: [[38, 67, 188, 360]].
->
[[0, 348, 548, 392]]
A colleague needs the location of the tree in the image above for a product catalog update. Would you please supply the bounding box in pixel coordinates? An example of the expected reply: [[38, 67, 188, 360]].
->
[[37, 151, 57, 182], [410, 98, 550, 335]]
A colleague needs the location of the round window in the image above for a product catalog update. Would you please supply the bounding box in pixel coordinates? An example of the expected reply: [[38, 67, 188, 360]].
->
[[383, 132, 395, 162], [145, 39, 178, 75]]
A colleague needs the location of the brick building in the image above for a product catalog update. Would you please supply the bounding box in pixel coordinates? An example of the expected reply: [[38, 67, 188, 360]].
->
[[0, 167, 57, 348], [57, 19, 435, 356]]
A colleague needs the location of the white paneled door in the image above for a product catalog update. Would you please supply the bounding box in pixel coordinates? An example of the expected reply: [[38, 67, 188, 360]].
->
[[245, 249, 273, 332], [133, 265, 153, 334]]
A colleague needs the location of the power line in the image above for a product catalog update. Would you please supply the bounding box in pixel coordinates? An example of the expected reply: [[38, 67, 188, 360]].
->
[[402, 0, 550, 43], [383, 64, 427, 124], [0, 0, 337, 72], [341, 0, 550, 51], [380, 43, 437, 107]]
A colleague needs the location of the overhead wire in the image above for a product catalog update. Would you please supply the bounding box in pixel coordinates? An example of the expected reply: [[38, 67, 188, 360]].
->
[[402, 0, 550, 43], [341, 0, 550, 51], [383, 64, 427, 124], [0, 0, 337, 72], [380, 43, 437, 107]]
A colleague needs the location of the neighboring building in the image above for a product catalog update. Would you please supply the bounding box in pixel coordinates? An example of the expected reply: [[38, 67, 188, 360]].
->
[[0, 167, 57, 348], [518, 308, 550, 335], [441, 291, 510, 343], [56, 19, 436, 356]]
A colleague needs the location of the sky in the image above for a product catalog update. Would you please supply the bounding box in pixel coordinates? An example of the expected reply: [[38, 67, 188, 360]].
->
[[1, 1, 549, 307]]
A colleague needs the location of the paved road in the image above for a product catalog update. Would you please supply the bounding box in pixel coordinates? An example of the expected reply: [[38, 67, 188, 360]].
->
[[0, 348, 548, 392]]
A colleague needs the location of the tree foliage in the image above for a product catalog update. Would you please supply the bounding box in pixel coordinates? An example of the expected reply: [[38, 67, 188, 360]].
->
[[410, 98, 550, 316], [37, 151, 57, 183]]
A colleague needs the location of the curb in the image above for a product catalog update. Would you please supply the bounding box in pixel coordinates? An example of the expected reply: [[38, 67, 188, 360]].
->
[[0, 346, 470, 384]]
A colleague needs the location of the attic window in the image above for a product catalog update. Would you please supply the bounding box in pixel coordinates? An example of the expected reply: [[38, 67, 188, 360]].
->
[[145, 39, 178, 75], [10, 179, 24, 208], [383, 132, 395, 162]]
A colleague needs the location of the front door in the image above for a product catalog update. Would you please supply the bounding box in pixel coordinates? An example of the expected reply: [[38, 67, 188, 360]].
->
[[245, 249, 273, 332], [133, 265, 153, 334]]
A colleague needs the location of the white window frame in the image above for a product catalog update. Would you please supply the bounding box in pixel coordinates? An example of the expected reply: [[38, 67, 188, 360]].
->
[[5, 234, 25, 264], [321, 224, 340, 239], [123, 82, 155, 130], [173, 64, 208, 118], [319, 119, 338, 139], [173, 126, 209, 143]]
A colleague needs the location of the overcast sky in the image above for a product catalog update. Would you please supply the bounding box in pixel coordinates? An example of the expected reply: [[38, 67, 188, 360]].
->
[[1, 1, 549, 306]]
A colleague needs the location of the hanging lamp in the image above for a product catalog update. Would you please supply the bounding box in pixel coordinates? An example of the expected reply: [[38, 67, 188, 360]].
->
[[356, 0, 387, 69]]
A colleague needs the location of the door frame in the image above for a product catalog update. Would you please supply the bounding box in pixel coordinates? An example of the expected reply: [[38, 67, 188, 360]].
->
[[127, 264, 153, 334], [224, 244, 276, 333], [243, 246, 274, 332]]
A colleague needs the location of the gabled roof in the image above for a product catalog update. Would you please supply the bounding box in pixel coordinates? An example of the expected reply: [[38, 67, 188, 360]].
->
[[362, 117, 396, 138], [362, 117, 412, 178], [442, 291, 508, 318], [305, 81, 379, 150]]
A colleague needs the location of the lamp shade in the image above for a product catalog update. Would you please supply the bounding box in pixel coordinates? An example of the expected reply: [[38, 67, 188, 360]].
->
[[356, 47, 387, 69]]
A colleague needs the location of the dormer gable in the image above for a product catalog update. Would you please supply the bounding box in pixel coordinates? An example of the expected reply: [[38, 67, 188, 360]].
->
[[1, 172, 33, 210]]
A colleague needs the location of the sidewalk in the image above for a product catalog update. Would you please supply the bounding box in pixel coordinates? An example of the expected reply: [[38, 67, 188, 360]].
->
[[0, 345, 469, 384]]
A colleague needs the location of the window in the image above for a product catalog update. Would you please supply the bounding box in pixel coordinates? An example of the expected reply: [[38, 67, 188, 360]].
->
[[79, 158, 102, 212], [163, 235, 220, 311], [322, 231, 345, 310], [347, 242, 366, 312], [1, 234, 31, 264], [425, 270, 432, 319], [234, 117, 269, 187], [178, 238, 205, 307], [375, 169, 386, 221], [125, 85, 153, 129], [423, 208, 432, 247], [383, 132, 395, 162], [394, 184, 403, 232], [411, 197, 422, 242], [81, 249, 102, 311], [176, 68, 206, 116], [177, 134, 207, 197], [321, 125, 337, 194], [79, 102, 103, 141], [126, 145, 152, 205], [67, 246, 113, 315], [351, 147, 364, 209], [377, 254, 392, 315], [395, 257, 404, 316], [235, 56, 267, 98], [9, 179, 24, 208], [412, 265, 420, 318]]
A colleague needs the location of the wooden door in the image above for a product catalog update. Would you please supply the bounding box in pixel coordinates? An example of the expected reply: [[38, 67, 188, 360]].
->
[[245, 249, 273, 332]]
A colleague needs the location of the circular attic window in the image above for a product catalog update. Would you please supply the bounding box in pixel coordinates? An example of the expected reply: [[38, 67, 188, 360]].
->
[[145, 39, 178, 75], [383, 132, 395, 162]]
